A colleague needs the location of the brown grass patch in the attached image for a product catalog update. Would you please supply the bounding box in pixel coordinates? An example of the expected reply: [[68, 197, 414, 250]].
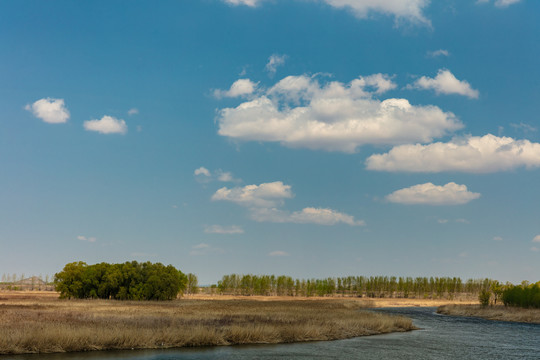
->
[[437, 304, 540, 324], [0, 292, 415, 354]]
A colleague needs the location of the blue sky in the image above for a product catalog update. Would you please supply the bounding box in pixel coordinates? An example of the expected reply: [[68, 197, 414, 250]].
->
[[1, 0, 539, 284]]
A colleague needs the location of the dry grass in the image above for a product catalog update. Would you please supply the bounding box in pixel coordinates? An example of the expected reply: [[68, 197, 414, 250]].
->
[[371, 297, 477, 308], [0, 292, 415, 355], [437, 304, 540, 324]]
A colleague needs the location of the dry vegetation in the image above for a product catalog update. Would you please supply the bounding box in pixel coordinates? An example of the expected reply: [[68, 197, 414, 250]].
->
[[437, 304, 540, 324], [0, 292, 415, 355]]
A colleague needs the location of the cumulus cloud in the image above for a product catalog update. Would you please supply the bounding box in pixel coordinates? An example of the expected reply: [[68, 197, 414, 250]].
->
[[217, 74, 461, 153], [204, 225, 245, 234], [194, 167, 211, 177], [409, 69, 479, 99], [212, 181, 293, 208], [212, 182, 363, 226], [366, 134, 540, 173], [427, 49, 450, 57], [265, 54, 287, 75], [213, 79, 258, 99], [386, 182, 481, 205], [322, 0, 431, 25], [77, 235, 96, 243], [84, 115, 127, 134], [269, 250, 290, 257], [532, 235, 540, 243], [128, 108, 139, 115], [251, 207, 365, 226], [25, 98, 70, 124], [493, 236, 503, 241]]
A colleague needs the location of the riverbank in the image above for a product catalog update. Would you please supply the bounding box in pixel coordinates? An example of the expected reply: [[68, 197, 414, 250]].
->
[[437, 304, 540, 324], [0, 291, 415, 355]]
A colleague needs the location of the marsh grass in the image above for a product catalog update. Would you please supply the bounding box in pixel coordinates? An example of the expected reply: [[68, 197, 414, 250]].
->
[[0, 293, 415, 354], [437, 304, 540, 324]]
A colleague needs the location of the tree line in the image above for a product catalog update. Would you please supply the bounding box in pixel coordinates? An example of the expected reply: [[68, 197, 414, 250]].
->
[[501, 281, 540, 308], [54, 261, 190, 300], [215, 274, 496, 299]]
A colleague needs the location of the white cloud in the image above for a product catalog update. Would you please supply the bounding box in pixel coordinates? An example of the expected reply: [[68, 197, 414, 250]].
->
[[212, 182, 293, 208], [217, 74, 461, 153], [216, 170, 240, 182], [189, 243, 224, 256], [386, 182, 481, 205], [193, 243, 210, 249], [366, 134, 540, 173], [25, 98, 70, 124], [438, 219, 449, 224], [212, 182, 363, 226], [269, 250, 290, 257], [510, 122, 537, 133], [84, 115, 127, 134], [427, 49, 450, 57], [204, 225, 245, 234], [531, 246, 539, 252], [194, 167, 240, 183], [495, 0, 521, 7], [213, 79, 258, 99], [194, 167, 211, 177], [223, 0, 262, 6], [322, 0, 431, 25], [479, 0, 521, 7], [265, 54, 287, 75], [128, 108, 139, 116], [532, 235, 540, 243], [222, 0, 431, 24], [77, 235, 96, 243], [409, 69, 479, 99], [251, 207, 365, 226], [493, 236, 503, 241]]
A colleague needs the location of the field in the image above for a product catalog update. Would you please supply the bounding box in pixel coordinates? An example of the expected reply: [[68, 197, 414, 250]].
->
[[437, 304, 540, 324], [0, 291, 415, 355]]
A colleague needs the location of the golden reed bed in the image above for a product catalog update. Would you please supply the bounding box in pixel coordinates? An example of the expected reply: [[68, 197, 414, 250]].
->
[[437, 304, 540, 324], [0, 292, 415, 355]]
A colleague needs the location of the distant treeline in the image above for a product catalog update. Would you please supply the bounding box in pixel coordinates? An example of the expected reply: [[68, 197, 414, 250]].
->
[[54, 261, 189, 300], [502, 282, 540, 308], [215, 274, 496, 299]]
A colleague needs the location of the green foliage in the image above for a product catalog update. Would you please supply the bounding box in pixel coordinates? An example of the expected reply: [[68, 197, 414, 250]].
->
[[54, 261, 187, 300], [215, 274, 495, 299], [479, 289, 491, 307], [501, 282, 540, 308], [186, 273, 199, 294]]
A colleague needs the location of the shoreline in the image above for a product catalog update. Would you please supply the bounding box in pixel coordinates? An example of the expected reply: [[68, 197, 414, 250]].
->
[[437, 304, 540, 324], [0, 291, 416, 355]]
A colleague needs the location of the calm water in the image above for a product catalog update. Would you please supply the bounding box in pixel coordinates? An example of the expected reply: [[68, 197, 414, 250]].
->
[[8, 307, 540, 360]]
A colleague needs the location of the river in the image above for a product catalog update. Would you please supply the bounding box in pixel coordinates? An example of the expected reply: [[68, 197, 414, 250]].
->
[[9, 307, 540, 360]]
